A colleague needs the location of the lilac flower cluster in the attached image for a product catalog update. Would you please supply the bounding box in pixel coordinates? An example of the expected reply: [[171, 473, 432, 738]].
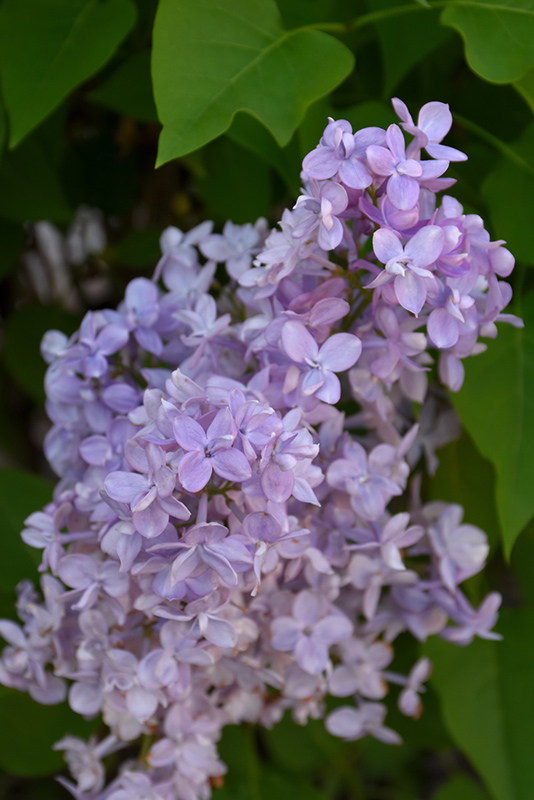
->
[[1, 99, 519, 799]]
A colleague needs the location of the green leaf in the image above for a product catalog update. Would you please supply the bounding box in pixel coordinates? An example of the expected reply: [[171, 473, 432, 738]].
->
[[112, 227, 162, 269], [339, 101, 396, 133], [510, 520, 534, 606], [481, 124, 534, 265], [61, 125, 138, 216], [0, 220, 24, 279], [0, 0, 137, 147], [367, 0, 451, 95], [297, 96, 334, 160], [451, 292, 534, 557], [424, 609, 534, 800], [228, 112, 301, 194], [0, 136, 71, 222], [276, 0, 351, 29], [440, 0, 534, 84], [429, 432, 501, 555], [195, 137, 273, 225], [0, 88, 7, 155], [216, 721, 348, 800], [4, 306, 81, 401], [89, 49, 159, 123], [0, 469, 52, 593], [152, 0, 354, 165], [0, 688, 99, 776], [514, 66, 534, 113], [432, 774, 490, 800]]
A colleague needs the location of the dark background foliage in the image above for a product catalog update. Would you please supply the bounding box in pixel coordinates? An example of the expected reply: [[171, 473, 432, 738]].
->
[[0, 0, 533, 798]]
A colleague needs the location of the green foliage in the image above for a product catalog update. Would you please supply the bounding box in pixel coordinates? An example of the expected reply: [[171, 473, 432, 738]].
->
[[429, 432, 501, 555], [0, 469, 52, 593], [368, 0, 451, 95], [4, 306, 81, 402], [195, 137, 273, 225], [515, 66, 534, 112], [152, 0, 354, 165], [440, 0, 534, 83], [432, 773, 490, 800], [0, 688, 99, 777], [112, 227, 162, 269], [0, 220, 24, 279], [227, 113, 301, 194], [0, 91, 6, 154], [425, 609, 534, 800], [451, 293, 534, 557], [89, 49, 158, 123], [482, 125, 534, 266], [0, 0, 137, 147], [510, 520, 534, 606], [0, 136, 71, 222]]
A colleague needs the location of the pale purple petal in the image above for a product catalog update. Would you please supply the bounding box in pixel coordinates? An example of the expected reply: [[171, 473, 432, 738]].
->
[[314, 614, 353, 645], [212, 448, 252, 483], [178, 451, 212, 492], [428, 308, 459, 349], [135, 327, 163, 355], [314, 371, 341, 404], [387, 173, 420, 211], [295, 636, 329, 674], [318, 333, 362, 371], [58, 555, 97, 588], [260, 462, 294, 502], [126, 686, 158, 721], [95, 324, 129, 356], [281, 321, 318, 363], [200, 615, 237, 648], [302, 148, 339, 180], [104, 471, 149, 504], [69, 682, 102, 716], [373, 228, 403, 264], [173, 415, 207, 451], [133, 502, 169, 539], [271, 617, 301, 650], [293, 591, 322, 625], [301, 367, 325, 396], [405, 225, 444, 268], [200, 548, 238, 585], [326, 707, 365, 740], [338, 158, 373, 189], [394, 272, 427, 316], [419, 160, 449, 180], [418, 101, 451, 141], [366, 145, 395, 176], [171, 548, 202, 584]]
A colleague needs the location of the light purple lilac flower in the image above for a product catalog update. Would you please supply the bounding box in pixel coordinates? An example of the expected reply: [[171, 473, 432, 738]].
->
[[0, 96, 515, 799]]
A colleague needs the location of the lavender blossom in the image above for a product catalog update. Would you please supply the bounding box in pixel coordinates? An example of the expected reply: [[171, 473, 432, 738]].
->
[[0, 96, 515, 800]]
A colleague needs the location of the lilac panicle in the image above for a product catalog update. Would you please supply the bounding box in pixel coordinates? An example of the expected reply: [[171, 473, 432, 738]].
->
[[0, 96, 518, 800]]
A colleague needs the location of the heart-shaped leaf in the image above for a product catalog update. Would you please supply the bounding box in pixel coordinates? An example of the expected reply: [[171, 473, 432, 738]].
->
[[152, 0, 354, 165], [481, 125, 534, 265], [451, 293, 534, 557], [424, 609, 534, 800], [441, 0, 534, 84]]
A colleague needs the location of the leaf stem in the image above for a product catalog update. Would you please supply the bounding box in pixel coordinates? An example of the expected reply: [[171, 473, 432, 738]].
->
[[305, 1, 448, 34]]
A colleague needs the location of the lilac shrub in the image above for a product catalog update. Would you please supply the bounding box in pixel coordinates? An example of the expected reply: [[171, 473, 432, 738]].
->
[[0, 99, 521, 799]]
